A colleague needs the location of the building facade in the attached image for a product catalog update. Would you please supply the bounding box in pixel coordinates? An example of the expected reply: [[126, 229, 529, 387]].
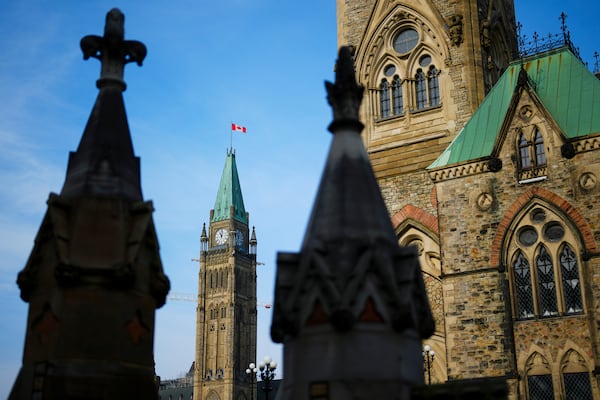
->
[[337, 1, 600, 399], [193, 150, 258, 400]]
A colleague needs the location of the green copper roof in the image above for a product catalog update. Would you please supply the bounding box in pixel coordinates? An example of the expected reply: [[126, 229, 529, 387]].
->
[[429, 47, 600, 169], [212, 150, 247, 224]]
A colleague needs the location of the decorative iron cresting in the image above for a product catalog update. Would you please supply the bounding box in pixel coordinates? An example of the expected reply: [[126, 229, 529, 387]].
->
[[517, 13, 582, 61]]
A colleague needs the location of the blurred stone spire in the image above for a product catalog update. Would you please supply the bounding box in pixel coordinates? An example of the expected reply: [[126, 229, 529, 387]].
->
[[10, 9, 168, 400], [61, 8, 146, 201], [270, 46, 434, 399]]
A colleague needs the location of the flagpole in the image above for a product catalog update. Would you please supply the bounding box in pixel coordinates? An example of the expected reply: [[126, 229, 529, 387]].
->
[[230, 122, 233, 152]]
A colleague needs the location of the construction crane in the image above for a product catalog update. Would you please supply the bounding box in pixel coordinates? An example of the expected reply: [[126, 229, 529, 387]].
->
[[167, 292, 272, 309]]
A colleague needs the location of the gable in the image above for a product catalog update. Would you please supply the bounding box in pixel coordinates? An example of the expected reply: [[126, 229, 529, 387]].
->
[[428, 48, 600, 170]]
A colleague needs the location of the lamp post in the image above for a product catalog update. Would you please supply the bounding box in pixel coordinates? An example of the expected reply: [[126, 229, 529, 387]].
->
[[423, 344, 435, 385], [245, 362, 257, 400], [258, 356, 277, 400]]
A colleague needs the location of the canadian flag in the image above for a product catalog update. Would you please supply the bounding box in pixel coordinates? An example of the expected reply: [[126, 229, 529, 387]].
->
[[231, 123, 247, 133]]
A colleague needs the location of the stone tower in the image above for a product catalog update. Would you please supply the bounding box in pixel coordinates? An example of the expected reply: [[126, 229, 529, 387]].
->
[[193, 150, 257, 400], [9, 9, 169, 399], [336, 0, 518, 384], [337, 1, 600, 399], [337, 0, 517, 174]]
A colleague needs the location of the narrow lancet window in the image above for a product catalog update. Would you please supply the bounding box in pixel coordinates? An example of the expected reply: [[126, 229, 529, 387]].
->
[[528, 375, 554, 399], [380, 79, 390, 118], [536, 245, 558, 316], [534, 129, 547, 166], [415, 69, 427, 109], [560, 244, 583, 313], [392, 75, 403, 115], [428, 66, 440, 106], [513, 251, 535, 318], [519, 132, 532, 169]]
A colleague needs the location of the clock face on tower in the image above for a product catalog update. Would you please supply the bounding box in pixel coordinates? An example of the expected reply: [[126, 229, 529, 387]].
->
[[215, 228, 228, 245]]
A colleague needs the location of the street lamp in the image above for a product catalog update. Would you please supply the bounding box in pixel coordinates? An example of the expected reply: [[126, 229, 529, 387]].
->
[[245, 362, 257, 400], [258, 356, 277, 400], [423, 344, 435, 385]]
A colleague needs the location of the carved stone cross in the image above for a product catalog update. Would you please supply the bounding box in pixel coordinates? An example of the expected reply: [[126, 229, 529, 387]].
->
[[80, 8, 147, 91]]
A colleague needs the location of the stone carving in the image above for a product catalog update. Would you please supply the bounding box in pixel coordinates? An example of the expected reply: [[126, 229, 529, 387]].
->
[[325, 46, 364, 130], [477, 192, 494, 211], [449, 15, 464, 46], [80, 8, 147, 90], [519, 105, 534, 120], [579, 172, 597, 190]]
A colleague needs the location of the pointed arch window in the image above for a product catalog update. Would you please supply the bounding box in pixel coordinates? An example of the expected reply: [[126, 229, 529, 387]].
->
[[563, 373, 593, 399], [527, 375, 554, 399], [534, 129, 547, 166], [415, 69, 427, 109], [518, 128, 547, 182], [536, 245, 558, 316], [560, 245, 583, 313], [427, 66, 440, 106], [561, 350, 593, 400], [525, 353, 554, 400], [508, 205, 584, 320], [519, 132, 532, 169], [513, 251, 534, 318], [392, 75, 404, 115], [380, 79, 390, 118]]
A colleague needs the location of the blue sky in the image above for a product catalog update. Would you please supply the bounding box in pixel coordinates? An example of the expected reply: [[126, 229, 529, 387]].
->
[[0, 1, 599, 396]]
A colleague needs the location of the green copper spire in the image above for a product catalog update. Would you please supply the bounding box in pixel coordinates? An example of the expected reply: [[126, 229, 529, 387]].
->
[[212, 150, 247, 224]]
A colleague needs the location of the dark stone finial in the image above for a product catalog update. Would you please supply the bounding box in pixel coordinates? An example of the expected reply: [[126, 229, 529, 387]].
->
[[80, 8, 147, 91], [488, 157, 503, 172], [561, 142, 576, 159], [325, 46, 364, 132]]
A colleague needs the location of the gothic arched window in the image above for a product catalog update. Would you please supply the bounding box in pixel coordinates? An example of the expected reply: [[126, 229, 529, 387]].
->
[[534, 129, 547, 166], [508, 204, 584, 320], [392, 75, 403, 115], [519, 132, 532, 169], [561, 350, 593, 400], [513, 251, 534, 318], [427, 66, 440, 106], [415, 69, 427, 109], [536, 245, 558, 316], [525, 353, 553, 400], [560, 244, 583, 313], [380, 79, 390, 118]]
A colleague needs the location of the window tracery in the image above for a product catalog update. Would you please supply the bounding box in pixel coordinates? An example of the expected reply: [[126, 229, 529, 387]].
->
[[561, 350, 593, 400], [525, 352, 553, 400], [517, 127, 547, 182], [380, 79, 390, 118], [415, 69, 427, 109], [392, 75, 403, 115], [508, 204, 584, 320], [373, 20, 442, 120]]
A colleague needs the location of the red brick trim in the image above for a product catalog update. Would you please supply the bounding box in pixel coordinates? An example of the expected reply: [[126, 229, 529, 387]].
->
[[491, 187, 598, 266], [391, 204, 439, 235]]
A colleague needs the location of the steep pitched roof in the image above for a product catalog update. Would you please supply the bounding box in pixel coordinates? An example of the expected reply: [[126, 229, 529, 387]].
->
[[60, 88, 142, 200], [212, 150, 247, 224], [428, 47, 600, 169]]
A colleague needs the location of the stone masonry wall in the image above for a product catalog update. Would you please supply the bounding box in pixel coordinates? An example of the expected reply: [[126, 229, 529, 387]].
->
[[433, 92, 600, 384]]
